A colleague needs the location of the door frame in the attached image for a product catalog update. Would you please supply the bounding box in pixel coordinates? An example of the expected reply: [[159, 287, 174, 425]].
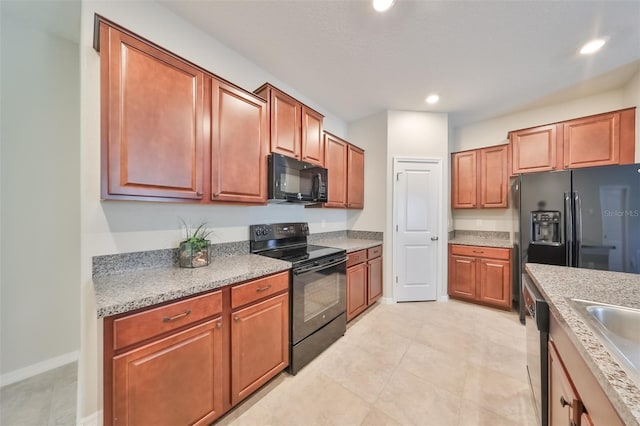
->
[[391, 157, 446, 303]]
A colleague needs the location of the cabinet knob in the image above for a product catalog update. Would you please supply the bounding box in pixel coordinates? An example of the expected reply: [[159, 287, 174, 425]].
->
[[196, 191, 203, 197], [213, 192, 220, 198], [216, 322, 222, 329], [234, 316, 240, 322], [431, 236, 439, 241]]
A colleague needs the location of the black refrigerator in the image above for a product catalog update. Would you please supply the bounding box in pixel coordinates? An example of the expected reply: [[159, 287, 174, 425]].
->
[[516, 163, 640, 322]]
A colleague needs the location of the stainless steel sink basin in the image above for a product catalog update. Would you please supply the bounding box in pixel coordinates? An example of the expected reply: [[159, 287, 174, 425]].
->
[[568, 298, 640, 385]]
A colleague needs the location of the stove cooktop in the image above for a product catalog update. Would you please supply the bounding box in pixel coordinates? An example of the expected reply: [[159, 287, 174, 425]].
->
[[258, 244, 345, 264]]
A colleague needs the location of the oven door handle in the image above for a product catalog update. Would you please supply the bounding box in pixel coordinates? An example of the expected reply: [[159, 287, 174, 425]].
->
[[293, 257, 347, 275]]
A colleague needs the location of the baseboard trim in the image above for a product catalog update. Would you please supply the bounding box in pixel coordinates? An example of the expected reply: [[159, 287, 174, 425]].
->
[[438, 295, 450, 302], [0, 350, 79, 387], [79, 410, 102, 426], [379, 296, 394, 304]]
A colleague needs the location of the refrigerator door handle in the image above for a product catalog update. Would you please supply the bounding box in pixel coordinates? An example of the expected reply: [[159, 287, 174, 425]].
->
[[575, 192, 583, 267], [564, 192, 573, 266]]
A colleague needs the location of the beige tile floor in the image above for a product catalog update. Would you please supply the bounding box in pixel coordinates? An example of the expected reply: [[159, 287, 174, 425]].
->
[[0, 300, 537, 426], [0, 362, 77, 426], [217, 299, 538, 426]]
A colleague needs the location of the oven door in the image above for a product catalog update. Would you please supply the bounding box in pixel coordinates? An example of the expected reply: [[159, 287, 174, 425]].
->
[[291, 255, 346, 344]]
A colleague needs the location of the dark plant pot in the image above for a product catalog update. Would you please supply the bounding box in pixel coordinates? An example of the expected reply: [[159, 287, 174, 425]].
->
[[179, 240, 210, 268]]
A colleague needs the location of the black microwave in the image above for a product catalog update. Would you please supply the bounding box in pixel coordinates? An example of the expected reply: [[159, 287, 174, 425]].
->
[[268, 153, 328, 203]]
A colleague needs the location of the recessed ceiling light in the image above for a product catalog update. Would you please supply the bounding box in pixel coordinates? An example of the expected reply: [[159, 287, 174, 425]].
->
[[580, 38, 606, 55], [425, 94, 440, 104], [373, 0, 394, 12]]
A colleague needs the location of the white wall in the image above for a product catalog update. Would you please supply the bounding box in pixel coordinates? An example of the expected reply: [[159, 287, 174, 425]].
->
[[386, 111, 450, 301], [347, 112, 388, 232], [0, 6, 81, 381], [78, 1, 351, 420], [451, 78, 640, 234]]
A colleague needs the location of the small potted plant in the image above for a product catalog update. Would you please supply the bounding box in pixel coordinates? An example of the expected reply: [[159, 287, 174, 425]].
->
[[179, 219, 212, 268]]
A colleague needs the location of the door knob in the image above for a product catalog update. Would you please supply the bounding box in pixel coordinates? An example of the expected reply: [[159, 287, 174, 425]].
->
[[431, 236, 439, 241]]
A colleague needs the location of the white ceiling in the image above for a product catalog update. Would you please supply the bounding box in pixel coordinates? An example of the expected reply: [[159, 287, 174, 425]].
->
[[160, 0, 640, 127]]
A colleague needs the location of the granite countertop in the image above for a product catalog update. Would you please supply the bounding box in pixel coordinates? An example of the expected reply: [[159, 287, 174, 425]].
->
[[93, 255, 291, 318], [448, 230, 513, 248], [448, 236, 513, 248], [313, 238, 382, 253], [525, 263, 640, 426]]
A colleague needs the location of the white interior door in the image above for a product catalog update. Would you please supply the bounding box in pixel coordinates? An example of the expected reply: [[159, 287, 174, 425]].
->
[[393, 158, 440, 302]]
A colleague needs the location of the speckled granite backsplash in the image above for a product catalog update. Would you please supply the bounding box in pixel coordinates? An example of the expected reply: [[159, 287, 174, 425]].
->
[[93, 230, 382, 277], [453, 230, 510, 240]]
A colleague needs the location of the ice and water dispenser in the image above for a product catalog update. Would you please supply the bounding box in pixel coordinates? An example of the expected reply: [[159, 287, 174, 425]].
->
[[530, 211, 561, 245]]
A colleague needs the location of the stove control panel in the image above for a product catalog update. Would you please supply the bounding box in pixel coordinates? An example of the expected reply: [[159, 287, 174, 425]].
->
[[250, 222, 309, 242]]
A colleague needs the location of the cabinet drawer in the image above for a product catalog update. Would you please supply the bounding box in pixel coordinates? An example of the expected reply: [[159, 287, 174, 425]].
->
[[347, 250, 367, 267], [231, 271, 289, 309], [113, 290, 222, 350], [367, 245, 382, 259], [450, 244, 510, 260]]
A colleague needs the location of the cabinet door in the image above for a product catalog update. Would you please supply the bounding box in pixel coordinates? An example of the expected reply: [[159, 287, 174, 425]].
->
[[346, 263, 367, 321], [448, 254, 477, 300], [347, 145, 365, 209], [549, 341, 583, 426], [113, 318, 223, 426], [100, 23, 204, 201], [270, 89, 301, 159], [323, 133, 348, 207], [452, 151, 477, 208], [301, 107, 324, 166], [511, 124, 561, 174], [477, 258, 511, 308], [231, 292, 289, 406], [211, 80, 268, 203], [479, 145, 508, 208], [367, 256, 383, 305], [563, 111, 620, 169]]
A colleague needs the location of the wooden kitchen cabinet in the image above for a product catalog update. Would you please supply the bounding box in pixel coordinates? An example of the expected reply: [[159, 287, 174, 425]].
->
[[97, 18, 269, 204], [254, 83, 325, 166], [563, 108, 636, 169], [105, 291, 224, 426], [452, 144, 508, 209], [510, 124, 562, 174], [347, 144, 365, 209], [548, 307, 624, 426], [104, 271, 290, 426], [323, 132, 348, 207], [98, 21, 205, 201], [346, 245, 383, 321], [322, 132, 365, 209], [210, 79, 268, 203], [510, 107, 636, 174], [231, 292, 289, 405], [447, 244, 511, 309]]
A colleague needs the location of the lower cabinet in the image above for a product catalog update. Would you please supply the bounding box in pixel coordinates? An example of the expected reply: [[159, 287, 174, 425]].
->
[[104, 271, 290, 426], [548, 311, 623, 426], [447, 244, 512, 309], [346, 245, 383, 321]]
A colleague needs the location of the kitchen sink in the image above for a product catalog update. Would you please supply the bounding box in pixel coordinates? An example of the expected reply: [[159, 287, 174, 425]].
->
[[568, 298, 640, 385]]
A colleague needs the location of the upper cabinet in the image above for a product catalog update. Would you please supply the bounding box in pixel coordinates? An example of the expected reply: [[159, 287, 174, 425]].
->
[[99, 22, 206, 201], [97, 18, 268, 204], [254, 84, 325, 166], [510, 107, 636, 175], [510, 124, 562, 174], [347, 144, 365, 209], [322, 132, 365, 209], [323, 132, 348, 208], [452, 144, 508, 209], [563, 108, 636, 169], [210, 80, 268, 203]]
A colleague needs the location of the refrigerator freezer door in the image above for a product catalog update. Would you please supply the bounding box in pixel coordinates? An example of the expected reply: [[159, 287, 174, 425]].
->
[[520, 171, 572, 267], [572, 164, 640, 274]]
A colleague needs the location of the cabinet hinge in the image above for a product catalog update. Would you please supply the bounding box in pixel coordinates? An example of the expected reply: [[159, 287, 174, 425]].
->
[[396, 225, 398, 232], [395, 276, 398, 283]]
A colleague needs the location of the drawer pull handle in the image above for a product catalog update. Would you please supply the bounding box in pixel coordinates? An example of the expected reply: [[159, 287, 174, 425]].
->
[[163, 309, 191, 323], [560, 396, 572, 408], [256, 284, 272, 292], [473, 250, 484, 254]]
